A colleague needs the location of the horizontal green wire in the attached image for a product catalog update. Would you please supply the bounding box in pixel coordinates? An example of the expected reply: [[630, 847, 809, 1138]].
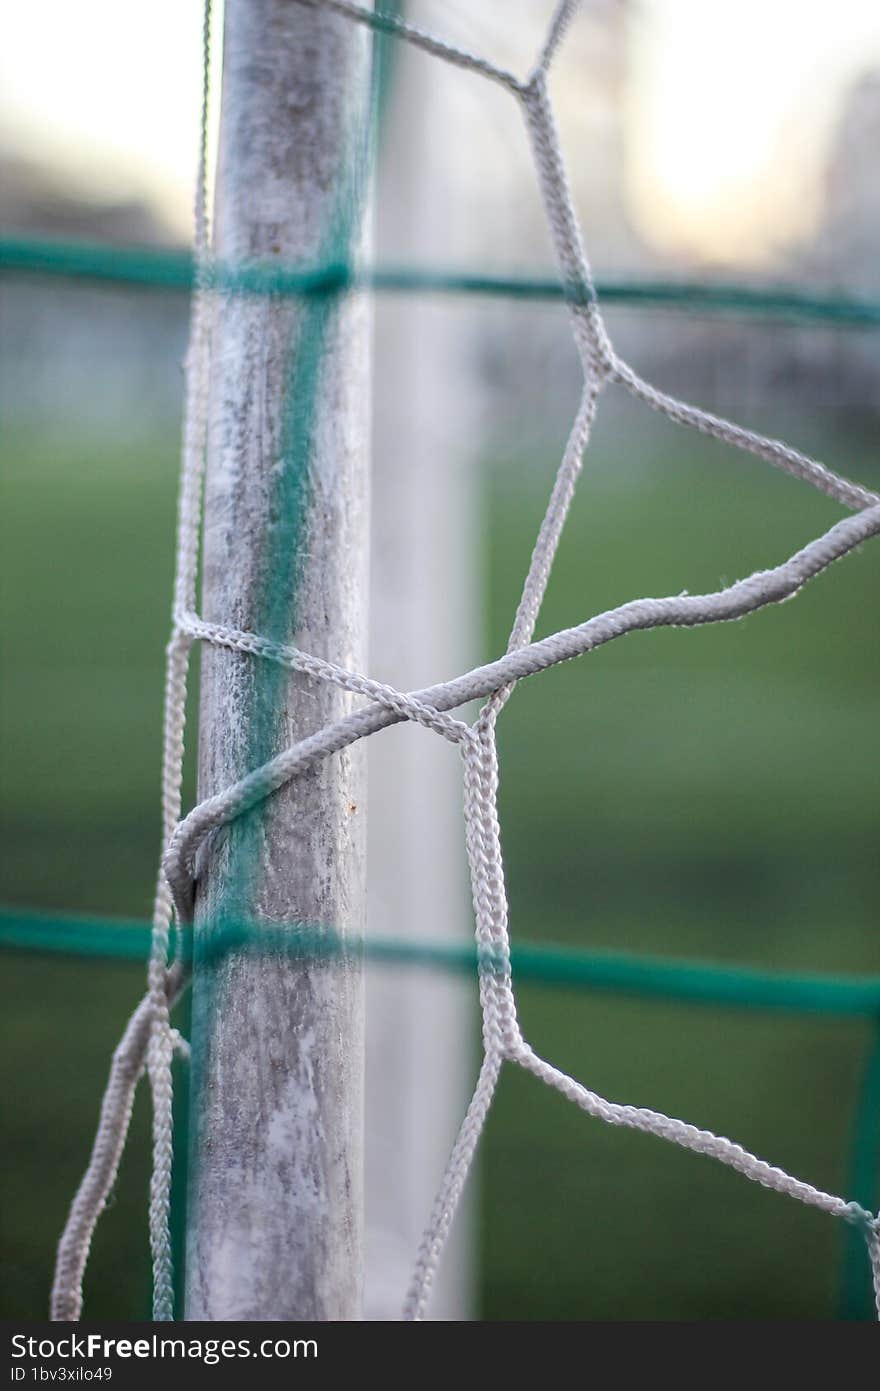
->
[[2, 906, 879, 1017], [2, 235, 879, 327]]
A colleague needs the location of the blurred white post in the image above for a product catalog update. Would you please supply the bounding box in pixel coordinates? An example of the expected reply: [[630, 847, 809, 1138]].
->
[[186, 0, 373, 1320], [365, 39, 481, 1320]]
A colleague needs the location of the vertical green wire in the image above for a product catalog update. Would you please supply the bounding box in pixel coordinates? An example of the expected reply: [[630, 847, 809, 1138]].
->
[[183, 5, 400, 1315], [838, 1020, 880, 1319], [211, 4, 396, 933]]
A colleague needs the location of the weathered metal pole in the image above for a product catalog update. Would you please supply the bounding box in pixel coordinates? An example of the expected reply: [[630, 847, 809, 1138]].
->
[[185, 0, 373, 1320]]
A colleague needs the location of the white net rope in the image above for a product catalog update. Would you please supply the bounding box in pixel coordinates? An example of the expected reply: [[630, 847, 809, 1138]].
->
[[51, 0, 880, 1323]]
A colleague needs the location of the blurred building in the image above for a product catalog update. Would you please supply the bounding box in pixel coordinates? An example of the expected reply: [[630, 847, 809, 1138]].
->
[[817, 69, 880, 295], [0, 157, 187, 437], [787, 68, 880, 418], [1, 1, 654, 451], [4, 7, 877, 453], [474, 0, 669, 462], [631, 68, 880, 433]]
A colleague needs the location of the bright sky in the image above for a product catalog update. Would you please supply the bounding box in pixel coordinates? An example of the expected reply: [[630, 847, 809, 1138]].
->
[[1, 0, 879, 265], [629, 0, 880, 265], [0, 0, 222, 226]]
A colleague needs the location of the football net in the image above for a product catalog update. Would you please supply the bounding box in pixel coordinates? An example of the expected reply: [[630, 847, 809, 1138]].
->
[[49, 0, 880, 1322]]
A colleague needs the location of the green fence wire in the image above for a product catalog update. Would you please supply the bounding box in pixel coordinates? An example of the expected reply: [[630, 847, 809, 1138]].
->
[[5, 904, 878, 1316], [3, 234, 880, 327], [3, 905, 879, 1317], [2, 905, 880, 1015], [2, 230, 879, 1317]]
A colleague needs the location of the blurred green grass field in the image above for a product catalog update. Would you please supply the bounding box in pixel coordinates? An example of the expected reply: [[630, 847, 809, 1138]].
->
[[2, 397, 879, 1319]]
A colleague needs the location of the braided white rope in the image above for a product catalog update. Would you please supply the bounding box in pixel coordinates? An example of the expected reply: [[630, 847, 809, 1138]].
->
[[51, 0, 215, 1324], [533, 0, 583, 81], [297, 0, 524, 93], [142, 0, 215, 1318], [54, 0, 880, 1322], [49, 964, 188, 1321], [163, 501, 880, 924]]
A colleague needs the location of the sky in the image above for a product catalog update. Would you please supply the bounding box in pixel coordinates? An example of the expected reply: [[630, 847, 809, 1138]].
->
[[1, 0, 880, 266], [628, 0, 880, 264]]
